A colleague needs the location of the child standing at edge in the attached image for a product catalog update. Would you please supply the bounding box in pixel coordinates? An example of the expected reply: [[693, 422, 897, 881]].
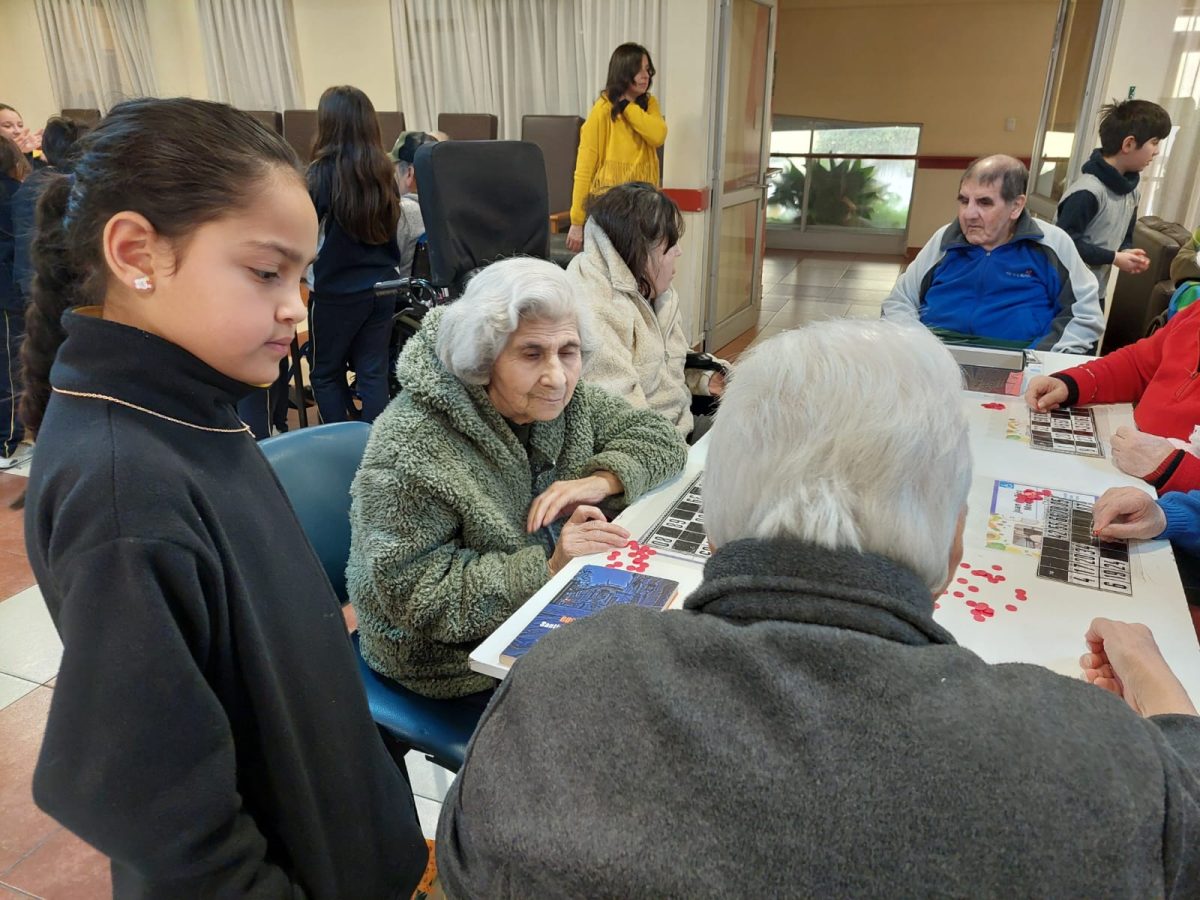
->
[[1056, 99, 1172, 303], [0, 136, 30, 468], [21, 98, 427, 898]]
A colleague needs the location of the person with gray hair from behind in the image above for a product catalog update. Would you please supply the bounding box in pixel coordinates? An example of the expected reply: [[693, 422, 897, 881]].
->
[[436, 318, 1200, 898], [388, 130, 441, 276], [883, 154, 1104, 354], [347, 256, 687, 702]]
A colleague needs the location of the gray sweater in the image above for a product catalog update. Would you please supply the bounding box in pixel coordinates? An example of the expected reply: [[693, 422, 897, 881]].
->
[[437, 538, 1200, 898]]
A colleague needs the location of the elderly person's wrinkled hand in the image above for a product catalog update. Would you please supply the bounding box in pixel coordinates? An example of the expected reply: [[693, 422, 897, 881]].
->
[[547, 506, 630, 576], [1024, 375, 1069, 412], [1081, 618, 1197, 717], [528, 472, 623, 532], [1111, 425, 1174, 478], [1092, 487, 1166, 541], [708, 371, 726, 398]]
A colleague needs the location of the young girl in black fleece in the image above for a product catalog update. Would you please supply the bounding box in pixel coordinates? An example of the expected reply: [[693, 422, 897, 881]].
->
[[21, 97, 426, 899]]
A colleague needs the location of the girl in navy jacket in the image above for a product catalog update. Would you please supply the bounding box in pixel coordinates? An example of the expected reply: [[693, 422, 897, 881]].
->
[[305, 86, 402, 424]]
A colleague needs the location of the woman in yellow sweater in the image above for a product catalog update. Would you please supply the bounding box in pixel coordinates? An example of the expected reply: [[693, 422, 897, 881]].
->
[[567, 43, 667, 252]]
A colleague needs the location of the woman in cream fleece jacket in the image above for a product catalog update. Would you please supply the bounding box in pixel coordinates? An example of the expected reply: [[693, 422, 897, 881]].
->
[[567, 182, 726, 440]]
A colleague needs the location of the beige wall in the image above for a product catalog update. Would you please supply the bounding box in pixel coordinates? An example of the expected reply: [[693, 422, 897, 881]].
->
[[292, 0, 399, 114], [0, 0, 403, 128], [0, 0, 59, 131], [774, 0, 1060, 246], [145, 1, 209, 102], [662, 0, 720, 343]]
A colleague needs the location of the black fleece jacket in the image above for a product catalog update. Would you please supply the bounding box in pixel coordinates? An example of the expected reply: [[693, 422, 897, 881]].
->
[[25, 310, 427, 898]]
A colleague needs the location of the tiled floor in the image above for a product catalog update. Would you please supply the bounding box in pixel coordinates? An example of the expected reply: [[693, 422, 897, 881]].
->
[[715, 248, 904, 361], [0, 248, 898, 898]]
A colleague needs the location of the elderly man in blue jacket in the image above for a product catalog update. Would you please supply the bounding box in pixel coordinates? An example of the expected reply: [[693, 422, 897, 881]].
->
[[883, 154, 1104, 354]]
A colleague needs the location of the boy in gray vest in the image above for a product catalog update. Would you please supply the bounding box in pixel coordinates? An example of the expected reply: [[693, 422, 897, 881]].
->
[[1057, 99, 1172, 304]]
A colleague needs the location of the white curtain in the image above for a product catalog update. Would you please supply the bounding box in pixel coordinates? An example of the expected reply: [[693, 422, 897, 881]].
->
[[35, 0, 158, 113], [391, 0, 663, 139], [196, 0, 303, 111]]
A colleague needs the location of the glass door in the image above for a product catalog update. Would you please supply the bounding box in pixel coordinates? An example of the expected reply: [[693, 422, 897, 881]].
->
[[1027, 0, 1115, 218], [706, 0, 776, 350]]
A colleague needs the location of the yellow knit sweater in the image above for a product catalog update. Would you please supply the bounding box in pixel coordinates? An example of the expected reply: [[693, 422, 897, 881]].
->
[[570, 93, 667, 226]]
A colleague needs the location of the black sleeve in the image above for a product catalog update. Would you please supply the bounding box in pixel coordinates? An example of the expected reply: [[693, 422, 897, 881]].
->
[[307, 165, 330, 219], [1057, 192, 1115, 266], [1055, 373, 1081, 406], [1152, 451, 1186, 492], [33, 539, 303, 898], [0, 186, 15, 306]]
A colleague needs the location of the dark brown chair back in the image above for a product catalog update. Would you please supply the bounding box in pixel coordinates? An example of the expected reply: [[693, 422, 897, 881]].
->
[[520, 115, 583, 217], [1103, 216, 1193, 354], [283, 109, 319, 164], [377, 111, 406, 151], [243, 110, 283, 134], [437, 113, 498, 141]]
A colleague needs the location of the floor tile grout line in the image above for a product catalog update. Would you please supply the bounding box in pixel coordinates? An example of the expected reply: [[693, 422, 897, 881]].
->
[[0, 826, 62, 883], [0, 672, 40, 686], [0, 673, 41, 689], [0, 882, 43, 900]]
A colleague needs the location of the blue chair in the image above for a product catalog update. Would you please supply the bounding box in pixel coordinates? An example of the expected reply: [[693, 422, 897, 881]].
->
[[260, 422, 482, 772]]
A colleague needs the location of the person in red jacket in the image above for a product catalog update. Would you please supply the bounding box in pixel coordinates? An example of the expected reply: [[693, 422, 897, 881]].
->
[[1025, 302, 1200, 494]]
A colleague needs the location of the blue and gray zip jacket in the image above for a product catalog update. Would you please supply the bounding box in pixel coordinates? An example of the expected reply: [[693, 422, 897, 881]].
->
[[882, 211, 1104, 353]]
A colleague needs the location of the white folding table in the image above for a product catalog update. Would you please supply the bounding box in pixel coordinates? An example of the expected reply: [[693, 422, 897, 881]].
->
[[469, 351, 1200, 700]]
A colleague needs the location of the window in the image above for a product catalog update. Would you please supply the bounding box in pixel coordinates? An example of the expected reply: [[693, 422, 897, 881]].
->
[[766, 117, 920, 233]]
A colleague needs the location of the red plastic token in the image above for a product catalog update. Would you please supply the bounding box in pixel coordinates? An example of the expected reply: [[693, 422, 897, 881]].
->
[[1005, 604, 1018, 612], [953, 591, 964, 598], [966, 600, 978, 607], [967, 585, 979, 593]]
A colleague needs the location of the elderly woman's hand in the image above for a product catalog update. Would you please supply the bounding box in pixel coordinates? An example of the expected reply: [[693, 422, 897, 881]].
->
[[1111, 426, 1174, 479], [1080, 618, 1197, 717], [547, 506, 631, 576], [527, 471, 624, 532], [1024, 375, 1069, 412]]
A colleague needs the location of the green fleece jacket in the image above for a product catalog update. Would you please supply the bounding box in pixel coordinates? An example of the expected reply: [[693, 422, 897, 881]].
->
[[347, 307, 688, 698]]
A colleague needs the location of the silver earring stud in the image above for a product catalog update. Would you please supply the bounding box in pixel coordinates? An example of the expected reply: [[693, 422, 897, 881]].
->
[[133, 276, 153, 292]]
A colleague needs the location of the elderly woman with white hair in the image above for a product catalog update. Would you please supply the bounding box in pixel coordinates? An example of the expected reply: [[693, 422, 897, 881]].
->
[[436, 319, 1200, 897], [347, 257, 687, 700]]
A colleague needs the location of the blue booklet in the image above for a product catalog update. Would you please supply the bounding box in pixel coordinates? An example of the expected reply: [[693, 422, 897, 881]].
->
[[500, 564, 679, 665]]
